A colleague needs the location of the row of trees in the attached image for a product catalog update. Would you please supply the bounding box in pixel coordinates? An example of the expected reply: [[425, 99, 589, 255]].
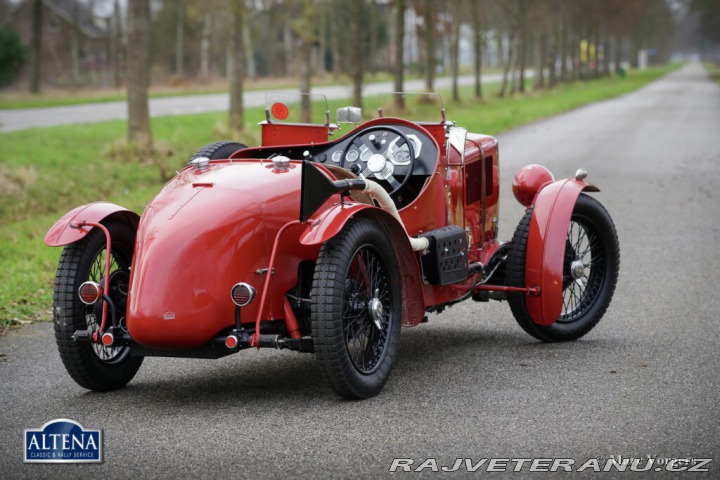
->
[[122, 0, 676, 146]]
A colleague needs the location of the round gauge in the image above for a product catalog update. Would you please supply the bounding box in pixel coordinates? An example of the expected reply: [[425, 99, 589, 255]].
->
[[392, 147, 412, 165], [331, 150, 342, 163], [346, 150, 359, 163]]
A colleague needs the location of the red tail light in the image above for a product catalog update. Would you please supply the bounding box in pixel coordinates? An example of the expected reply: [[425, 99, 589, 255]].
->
[[101, 332, 115, 346], [225, 335, 239, 349], [231, 282, 256, 307], [78, 282, 103, 305]]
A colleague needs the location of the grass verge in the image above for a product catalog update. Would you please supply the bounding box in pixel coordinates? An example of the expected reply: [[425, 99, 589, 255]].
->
[[0, 64, 679, 327]]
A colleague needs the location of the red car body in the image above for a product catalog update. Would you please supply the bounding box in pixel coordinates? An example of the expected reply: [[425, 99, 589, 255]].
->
[[46, 94, 619, 398]]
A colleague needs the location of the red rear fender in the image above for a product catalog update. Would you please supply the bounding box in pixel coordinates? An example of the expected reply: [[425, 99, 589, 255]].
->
[[45, 202, 140, 247], [300, 203, 426, 327], [525, 178, 599, 326]]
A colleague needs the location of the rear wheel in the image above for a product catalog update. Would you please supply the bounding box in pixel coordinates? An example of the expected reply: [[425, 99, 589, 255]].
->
[[311, 218, 402, 399], [53, 220, 143, 391], [505, 194, 620, 342]]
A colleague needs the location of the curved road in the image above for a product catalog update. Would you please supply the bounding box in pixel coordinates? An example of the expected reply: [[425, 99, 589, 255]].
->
[[0, 63, 718, 478]]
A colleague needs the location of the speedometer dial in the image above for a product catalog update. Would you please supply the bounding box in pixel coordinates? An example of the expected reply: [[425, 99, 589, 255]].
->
[[391, 146, 412, 164]]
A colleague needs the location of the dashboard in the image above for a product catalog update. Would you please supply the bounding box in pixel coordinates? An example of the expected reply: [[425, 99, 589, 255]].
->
[[239, 123, 438, 205]]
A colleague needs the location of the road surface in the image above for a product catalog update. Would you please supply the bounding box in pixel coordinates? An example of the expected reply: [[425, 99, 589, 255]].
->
[[0, 73, 512, 132], [0, 63, 718, 478]]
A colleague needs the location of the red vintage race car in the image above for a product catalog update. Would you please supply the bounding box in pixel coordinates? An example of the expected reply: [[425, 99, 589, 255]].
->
[[45, 93, 619, 399]]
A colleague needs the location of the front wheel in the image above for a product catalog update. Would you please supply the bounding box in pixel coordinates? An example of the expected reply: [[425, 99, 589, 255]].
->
[[505, 194, 620, 342], [53, 219, 143, 391], [311, 218, 402, 399]]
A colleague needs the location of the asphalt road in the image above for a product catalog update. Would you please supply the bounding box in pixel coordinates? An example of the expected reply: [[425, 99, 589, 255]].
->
[[0, 73, 519, 132], [1, 63, 718, 478]]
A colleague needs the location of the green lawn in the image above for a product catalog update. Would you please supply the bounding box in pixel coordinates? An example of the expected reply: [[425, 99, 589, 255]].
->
[[0, 64, 680, 329]]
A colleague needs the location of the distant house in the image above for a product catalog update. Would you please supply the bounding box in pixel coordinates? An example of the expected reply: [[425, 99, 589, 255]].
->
[[9, 0, 111, 88]]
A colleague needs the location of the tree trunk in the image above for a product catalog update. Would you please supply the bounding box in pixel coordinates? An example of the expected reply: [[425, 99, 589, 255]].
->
[[29, 0, 42, 92], [368, 0, 378, 75], [548, 25, 558, 88], [423, 0, 435, 92], [471, 0, 482, 98], [175, 0, 185, 76], [330, 0, 342, 78], [70, 0, 80, 89], [127, 0, 152, 149], [450, 9, 460, 102], [534, 32, 547, 90], [517, 16, 526, 93], [350, 0, 364, 109], [614, 34, 622, 75], [560, 20, 568, 83], [200, 13, 211, 79], [229, 0, 245, 132], [603, 37, 611, 77], [244, 12, 256, 82], [298, 0, 316, 123], [498, 32, 514, 97], [111, 0, 122, 88], [393, 0, 405, 109]]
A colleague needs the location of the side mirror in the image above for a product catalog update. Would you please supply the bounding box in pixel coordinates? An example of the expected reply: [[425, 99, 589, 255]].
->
[[336, 106, 362, 123]]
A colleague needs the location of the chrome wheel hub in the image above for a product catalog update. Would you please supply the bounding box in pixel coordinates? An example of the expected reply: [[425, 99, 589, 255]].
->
[[570, 259, 585, 280], [368, 288, 384, 330]]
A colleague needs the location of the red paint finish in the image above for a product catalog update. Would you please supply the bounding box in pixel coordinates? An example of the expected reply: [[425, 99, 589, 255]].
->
[[45, 202, 139, 247], [512, 164, 554, 207], [299, 203, 373, 246], [525, 178, 599, 326], [261, 123, 329, 146], [126, 161, 312, 349]]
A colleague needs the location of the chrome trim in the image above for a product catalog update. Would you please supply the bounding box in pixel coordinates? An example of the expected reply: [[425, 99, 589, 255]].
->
[[78, 281, 102, 305], [230, 282, 257, 307]]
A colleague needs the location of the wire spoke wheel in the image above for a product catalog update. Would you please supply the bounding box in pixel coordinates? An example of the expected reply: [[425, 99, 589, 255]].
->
[[53, 220, 143, 391], [558, 219, 606, 323], [312, 218, 402, 399], [342, 246, 391, 374], [505, 194, 620, 342], [85, 248, 127, 363]]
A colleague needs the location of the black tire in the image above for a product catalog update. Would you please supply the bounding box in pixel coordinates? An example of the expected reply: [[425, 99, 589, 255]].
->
[[505, 194, 620, 342], [188, 141, 247, 164], [311, 218, 402, 399], [53, 219, 143, 391]]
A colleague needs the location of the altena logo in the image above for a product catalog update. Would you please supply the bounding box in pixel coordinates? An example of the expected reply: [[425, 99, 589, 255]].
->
[[24, 419, 102, 463]]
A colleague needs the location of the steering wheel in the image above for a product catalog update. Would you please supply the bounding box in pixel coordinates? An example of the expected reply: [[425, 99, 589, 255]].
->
[[340, 125, 416, 195]]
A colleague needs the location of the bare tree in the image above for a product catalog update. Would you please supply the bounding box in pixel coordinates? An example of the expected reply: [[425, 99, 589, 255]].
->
[[200, 13, 211, 79], [349, 0, 365, 108], [294, 0, 319, 122], [175, 0, 185, 76], [471, 0, 483, 98], [29, 0, 42, 93], [111, 0, 123, 88], [393, 0, 405, 108], [229, 0, 245, 132], [127, 0, 152, 149], [449, 2, 461, 101], [423, 0, 435, 92], [70, 0, 81, 89]]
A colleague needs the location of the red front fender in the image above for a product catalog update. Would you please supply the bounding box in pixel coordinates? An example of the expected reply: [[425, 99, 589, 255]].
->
[[526, 178, 599, 326], [45, 202, 140, 247], [299, 202, 426, 327]]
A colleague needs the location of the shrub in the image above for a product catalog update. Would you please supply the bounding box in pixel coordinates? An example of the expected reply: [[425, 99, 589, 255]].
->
[[0, 26, 27, 87]]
